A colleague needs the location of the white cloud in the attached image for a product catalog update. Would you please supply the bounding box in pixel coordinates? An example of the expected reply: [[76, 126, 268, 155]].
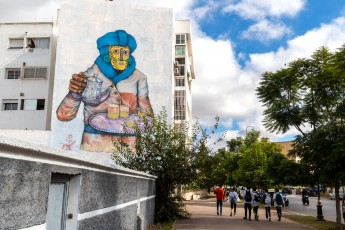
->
[[221, 0, 305, 42], [191, 35, 260, 131], [241, 20, 292, 41], [245, 17, 345, 75], [0, 0, 59, 22], [192, 15, 345, 144], [233, 16, 345, 141], [223, 0, 306, 20], [192, 5, 214, 21]]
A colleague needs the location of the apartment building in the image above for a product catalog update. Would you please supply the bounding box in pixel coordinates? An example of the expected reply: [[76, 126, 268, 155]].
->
[[173, 20, 195, 132], [0, 22, 56, 130]]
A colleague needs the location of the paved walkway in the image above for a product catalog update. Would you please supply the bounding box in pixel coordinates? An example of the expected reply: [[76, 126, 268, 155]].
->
[[174, 197, 312, 230]]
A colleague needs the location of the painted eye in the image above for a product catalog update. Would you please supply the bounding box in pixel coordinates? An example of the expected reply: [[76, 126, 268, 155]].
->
[[114, 49, 119, 54], [123, 50, 129, 55]]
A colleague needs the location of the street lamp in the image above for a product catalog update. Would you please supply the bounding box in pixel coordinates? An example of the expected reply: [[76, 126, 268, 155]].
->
[[246, 126, 254, 135], [316, 182, 324, 221], [316, 167, 325, 221]]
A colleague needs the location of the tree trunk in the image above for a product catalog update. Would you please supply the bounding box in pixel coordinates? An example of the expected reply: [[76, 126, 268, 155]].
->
[[335, 183, 342, 230]]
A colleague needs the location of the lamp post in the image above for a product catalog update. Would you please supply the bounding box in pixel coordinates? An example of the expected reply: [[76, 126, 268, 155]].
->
[[316, 182, 324, 221], [316, 168, 325, 221], [246, 126, 254, 136]]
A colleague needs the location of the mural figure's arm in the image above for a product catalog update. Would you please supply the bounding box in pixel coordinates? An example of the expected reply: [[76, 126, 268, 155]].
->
[[56, 72, 87, 121], [137, 74, 153, 115]]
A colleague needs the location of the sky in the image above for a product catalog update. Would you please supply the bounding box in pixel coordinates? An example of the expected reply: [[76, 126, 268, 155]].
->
[[2, 0, 345, 150]]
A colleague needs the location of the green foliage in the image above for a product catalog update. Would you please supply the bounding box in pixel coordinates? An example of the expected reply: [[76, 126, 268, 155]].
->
[[112, 108, 220, 223], [211, 130, 299, 189], [236, 130, 268, 188], [257, 44, 345, 228]]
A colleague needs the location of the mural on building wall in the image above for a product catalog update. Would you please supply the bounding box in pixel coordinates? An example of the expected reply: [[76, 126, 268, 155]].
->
[[56, 30, 153, 152]]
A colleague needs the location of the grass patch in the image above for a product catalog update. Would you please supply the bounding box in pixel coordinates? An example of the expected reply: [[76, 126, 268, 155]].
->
[[148, 221, 174, 230], [284, 215, 345, 230]]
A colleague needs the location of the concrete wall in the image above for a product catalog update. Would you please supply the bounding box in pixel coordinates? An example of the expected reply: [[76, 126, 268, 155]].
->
[[0, 135, 155, 230]]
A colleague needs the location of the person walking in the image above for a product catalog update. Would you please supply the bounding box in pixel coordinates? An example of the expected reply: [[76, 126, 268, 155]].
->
[[242, 187, 253, 221], [214, 185, 225, 215], [227, 187, 238, 216], [252, 187, 261, 221], [263, 188, 272, 221], [273, 188, 284, 221]]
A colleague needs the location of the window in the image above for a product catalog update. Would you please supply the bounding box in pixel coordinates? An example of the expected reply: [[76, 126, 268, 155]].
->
[[176, 34, 186, 45], [9, 38, 24, 49], [175, 46, 185, 56], [20, 99, 45, 110], [27, 37, 50, 49], [175, 57, 185, 65], [174, 90, 185, 120], [178, 65, 185, 76], [23, 67, 47, 79], [5, 68, 21, 79], [2, 99, 18, 110], [175, 77, 185, 87]]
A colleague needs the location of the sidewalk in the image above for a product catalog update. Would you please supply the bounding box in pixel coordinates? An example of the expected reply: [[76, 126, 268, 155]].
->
[[173, 197, 311, 230]]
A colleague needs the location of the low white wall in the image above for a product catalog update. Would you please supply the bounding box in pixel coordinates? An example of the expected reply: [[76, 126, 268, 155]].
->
[[182, 189, 208, 200]]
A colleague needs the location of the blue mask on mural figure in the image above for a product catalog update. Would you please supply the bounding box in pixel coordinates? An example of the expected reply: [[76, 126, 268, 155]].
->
[[95, 30, 137, 84]]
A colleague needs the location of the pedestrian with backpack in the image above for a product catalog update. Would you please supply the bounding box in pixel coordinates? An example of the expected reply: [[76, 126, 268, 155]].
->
[[273, 188, 284, 221], [213, 185, 225, 215], [263, 188, 272, 221], [252, 187, 261, 221], [227, 187, 238, 216], [242, 187, 253, 221]]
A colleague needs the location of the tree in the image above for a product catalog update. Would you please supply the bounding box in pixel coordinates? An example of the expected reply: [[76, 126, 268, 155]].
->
[[216, 131, 298, 189], [112, 108, 220, 223], [257, 45, 345, 228]]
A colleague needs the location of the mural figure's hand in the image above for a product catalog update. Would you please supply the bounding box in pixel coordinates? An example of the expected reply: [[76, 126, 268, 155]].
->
[[69, 72, 87, 94]]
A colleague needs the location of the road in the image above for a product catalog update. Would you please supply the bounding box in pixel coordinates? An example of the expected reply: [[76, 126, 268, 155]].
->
[[284, 194, 344, 223]]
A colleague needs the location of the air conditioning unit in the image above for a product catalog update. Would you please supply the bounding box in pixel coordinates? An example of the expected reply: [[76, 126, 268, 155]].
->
[[174, 67, 179, 75]]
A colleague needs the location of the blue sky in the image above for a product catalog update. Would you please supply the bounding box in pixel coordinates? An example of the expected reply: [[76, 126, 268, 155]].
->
[[1, 0, 345, 149]]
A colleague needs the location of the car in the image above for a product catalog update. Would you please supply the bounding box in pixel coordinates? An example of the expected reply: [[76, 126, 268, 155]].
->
[[329, 191, 344, 200], [282, 186, 294, 194]]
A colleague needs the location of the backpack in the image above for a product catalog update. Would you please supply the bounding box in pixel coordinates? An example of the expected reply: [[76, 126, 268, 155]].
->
[[254, 193, 261, 202], [275, 193, 283, 205], [264, 194, 271, 204], [230, 192, 236, 204], [244, 190, 252, 202]]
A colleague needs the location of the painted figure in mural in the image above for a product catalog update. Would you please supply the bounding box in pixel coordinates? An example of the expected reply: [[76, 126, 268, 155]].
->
[[56, 30, 153, 152]]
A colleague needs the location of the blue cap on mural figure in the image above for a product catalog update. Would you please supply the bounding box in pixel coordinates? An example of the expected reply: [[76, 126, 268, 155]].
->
[[97, 30, 137, 56], [95, 30, 137, 84]]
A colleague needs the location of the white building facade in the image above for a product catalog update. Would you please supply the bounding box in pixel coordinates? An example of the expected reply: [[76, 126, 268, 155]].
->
[[0, 22, 57, 130], [173, 20, 195, 131]]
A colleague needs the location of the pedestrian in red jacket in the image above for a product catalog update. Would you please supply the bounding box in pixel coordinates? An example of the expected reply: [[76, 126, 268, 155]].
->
[[214, 185, 225, 215]]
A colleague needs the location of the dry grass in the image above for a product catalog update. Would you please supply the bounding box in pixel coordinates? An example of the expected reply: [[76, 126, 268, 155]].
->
[[147, 221, 174, 230], [284, 215, 345, 230]]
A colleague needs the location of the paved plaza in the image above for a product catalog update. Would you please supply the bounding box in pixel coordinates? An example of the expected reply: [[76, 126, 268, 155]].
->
[[174, 197, 311, 230]]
